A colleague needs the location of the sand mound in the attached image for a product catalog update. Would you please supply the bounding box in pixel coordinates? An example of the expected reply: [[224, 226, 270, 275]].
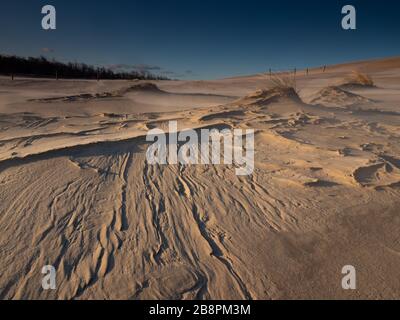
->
[[309, 86, 374, 108], [28, 83, 165, 104], [236, 87, 303, 106], [123, 82, 165, 94]]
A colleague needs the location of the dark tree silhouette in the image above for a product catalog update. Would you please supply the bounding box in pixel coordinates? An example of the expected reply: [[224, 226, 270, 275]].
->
[[0, 55, 169, 80]]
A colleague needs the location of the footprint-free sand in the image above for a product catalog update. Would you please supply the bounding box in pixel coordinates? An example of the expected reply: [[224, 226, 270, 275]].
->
[[1, 57, 400, 299]]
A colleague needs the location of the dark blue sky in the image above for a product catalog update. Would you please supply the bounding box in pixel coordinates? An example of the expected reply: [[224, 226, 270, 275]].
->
[[1, 0, 399, 79]]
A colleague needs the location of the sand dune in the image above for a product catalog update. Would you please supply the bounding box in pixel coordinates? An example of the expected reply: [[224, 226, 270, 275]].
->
[[1, 57, 400, 299], [309, 86, 375, 108]]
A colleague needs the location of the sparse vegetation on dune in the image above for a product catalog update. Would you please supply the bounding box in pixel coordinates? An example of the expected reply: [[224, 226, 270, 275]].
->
[[238, 72, 302, 106], [254, 72, 302, 102], [267, 73, 297, 92], [341, 71, 375, 88]]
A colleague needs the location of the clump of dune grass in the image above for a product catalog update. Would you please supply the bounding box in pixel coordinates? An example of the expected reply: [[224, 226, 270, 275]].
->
[[270, 73, 296, 90], [343, 71, 375, 87], [248, 72, 302, 103], [262, 72, 298, 93]]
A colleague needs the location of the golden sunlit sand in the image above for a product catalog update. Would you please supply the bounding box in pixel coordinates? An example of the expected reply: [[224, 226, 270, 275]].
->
[[1, 57, 400, 299]]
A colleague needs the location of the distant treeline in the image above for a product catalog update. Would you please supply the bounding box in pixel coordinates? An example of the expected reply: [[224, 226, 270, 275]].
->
[[0, 55, 169, 80]]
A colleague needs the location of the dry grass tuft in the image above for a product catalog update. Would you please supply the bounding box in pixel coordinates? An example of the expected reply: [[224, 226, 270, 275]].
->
[[262, 72, 298, 93], [345, 71, 374, 87]]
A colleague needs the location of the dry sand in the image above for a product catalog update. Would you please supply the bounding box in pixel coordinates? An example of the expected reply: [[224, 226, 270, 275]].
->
[[1, 57, 400, 299]]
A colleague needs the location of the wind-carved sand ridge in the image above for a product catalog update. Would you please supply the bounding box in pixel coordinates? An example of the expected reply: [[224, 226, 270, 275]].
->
[[0, 57, 400, 299]]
